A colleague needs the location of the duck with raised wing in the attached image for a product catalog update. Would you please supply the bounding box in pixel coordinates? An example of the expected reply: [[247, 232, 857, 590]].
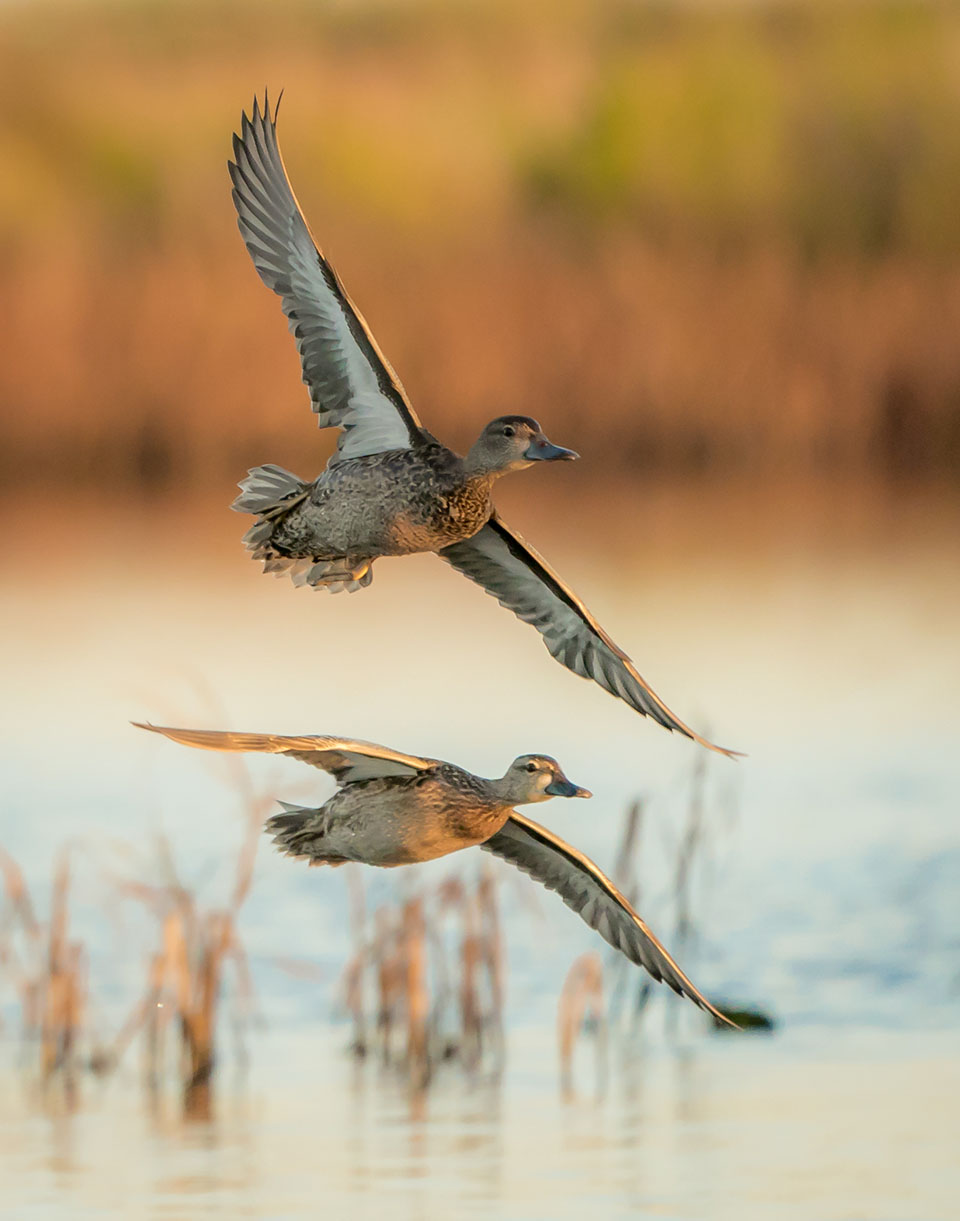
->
[[135, 722, 732, 1024], [227, 94, 737, 757]]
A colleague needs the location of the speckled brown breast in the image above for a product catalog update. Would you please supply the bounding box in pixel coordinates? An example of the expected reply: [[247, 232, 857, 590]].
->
[[390, 471, 494, 553], [271, 444, 494, 560], [316, 765, 511, 867]]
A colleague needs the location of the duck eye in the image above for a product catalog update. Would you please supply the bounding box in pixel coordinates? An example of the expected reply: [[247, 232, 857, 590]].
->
[[524, 761, 538, 773], [502, 425, 516, 438]]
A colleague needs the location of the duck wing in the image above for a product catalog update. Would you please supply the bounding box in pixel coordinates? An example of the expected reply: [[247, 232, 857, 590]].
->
[[229, 94, 426, 465], [134, 723, 436, 785], [481, 813, 733, 1023], [439, 515, 739, 757]]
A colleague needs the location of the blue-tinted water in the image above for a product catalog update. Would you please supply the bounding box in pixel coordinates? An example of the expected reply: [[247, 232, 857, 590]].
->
[[0, 480, 957, 1216]]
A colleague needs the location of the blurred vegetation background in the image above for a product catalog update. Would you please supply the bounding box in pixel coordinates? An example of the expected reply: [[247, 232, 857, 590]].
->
[[3, 0, 960, 488]]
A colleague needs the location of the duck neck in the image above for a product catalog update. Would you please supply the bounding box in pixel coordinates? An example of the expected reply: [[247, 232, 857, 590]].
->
[[462, 446, 514, 482], [484, 776, 528, 808]]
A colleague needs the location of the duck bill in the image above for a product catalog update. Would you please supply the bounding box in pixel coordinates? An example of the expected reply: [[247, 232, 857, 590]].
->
[[545, 778, 592, 798], [525, 436, 579, 462]]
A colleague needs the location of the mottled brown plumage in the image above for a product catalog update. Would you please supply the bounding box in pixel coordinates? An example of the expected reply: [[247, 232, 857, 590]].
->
[[134, 722, 734, 1024], [271, 765, 513, 868], [257, 442, 501, 575], [227, 93, 740, 756]]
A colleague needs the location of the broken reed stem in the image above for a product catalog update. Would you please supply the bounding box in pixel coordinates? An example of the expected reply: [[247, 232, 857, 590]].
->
[[666, 752, 709, 1039], [340, 869, 506, 1086], [38, 850, 90, 1091], [374, 905, 402, 1065], [605, 800, 651, 1028], [457, 887, 481, 1070], [402, 898, 430, 1087], [0, 845, 92, 1095], [674, 752, 708, 956], [343, 868, 367, 1053], [557, 952, 606, 1098], [613, 800, 644, 903], [101, 756, 270, 1113], [477, 868, 505, 1071]]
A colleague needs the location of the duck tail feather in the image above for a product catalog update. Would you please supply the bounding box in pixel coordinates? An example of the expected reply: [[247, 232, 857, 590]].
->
[[266, 801, 314, 844], [232, 464, 308, 515], [266, 802, 346, 866]]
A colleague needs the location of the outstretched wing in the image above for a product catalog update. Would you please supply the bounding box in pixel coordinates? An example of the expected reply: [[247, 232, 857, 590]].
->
[[440, 515, 739, 757], [481, 813, 733, 1023], [229, 93, 426, 465], [134, 723, 436, 785]]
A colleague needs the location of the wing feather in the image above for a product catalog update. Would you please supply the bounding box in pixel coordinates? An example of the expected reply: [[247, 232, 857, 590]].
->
[[228, 93, 425, 464], [440, 515, 740, 757], [481, 813, 733, 1023], [134, 723, 435, 785]]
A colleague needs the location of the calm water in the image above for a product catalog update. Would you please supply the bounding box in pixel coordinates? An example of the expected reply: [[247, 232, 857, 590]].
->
[[1, 477, 958, 1217], [2, 1027, 958, 1220]]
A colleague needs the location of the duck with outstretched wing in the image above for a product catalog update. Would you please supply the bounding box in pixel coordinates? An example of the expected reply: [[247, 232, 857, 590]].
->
[[136, 722, 733, 1024], [227, 95, 738, 757]]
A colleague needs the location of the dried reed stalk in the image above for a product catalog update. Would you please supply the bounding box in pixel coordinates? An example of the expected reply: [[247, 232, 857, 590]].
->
[[665, 753, 709, 1039], [105, 755, 270, 1114], [0, 845, 92, 1097], [0, 847, 43, 1040], [402, 897, 429, 1088], [373, 905, 403, 1065], [557, 952, 606, 1098]]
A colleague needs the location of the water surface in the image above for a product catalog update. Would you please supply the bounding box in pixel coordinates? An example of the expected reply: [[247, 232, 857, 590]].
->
[[0, 477, 957, 1217]]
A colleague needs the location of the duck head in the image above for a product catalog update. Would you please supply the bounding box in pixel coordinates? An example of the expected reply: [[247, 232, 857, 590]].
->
[[498, 754, 592, 805], [464, 416, 578, 477]]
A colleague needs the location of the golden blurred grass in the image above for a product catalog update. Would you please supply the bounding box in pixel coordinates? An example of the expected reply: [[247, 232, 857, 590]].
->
[[2, 0, 960, 486]]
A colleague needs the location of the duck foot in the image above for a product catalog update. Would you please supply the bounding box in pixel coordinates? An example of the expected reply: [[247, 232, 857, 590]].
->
[[292, 558, 374, 593]]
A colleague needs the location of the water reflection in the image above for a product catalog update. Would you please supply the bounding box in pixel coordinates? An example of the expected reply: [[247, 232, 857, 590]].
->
[[2, 1025, 958, 1218]]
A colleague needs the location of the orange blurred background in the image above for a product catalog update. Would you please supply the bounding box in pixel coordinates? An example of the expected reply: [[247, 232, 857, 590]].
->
[[4, 0, 960, 488]]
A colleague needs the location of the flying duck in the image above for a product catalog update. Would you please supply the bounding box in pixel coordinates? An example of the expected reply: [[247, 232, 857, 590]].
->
[[136, 721, 731, 1022], [227, 94, 737, 757]]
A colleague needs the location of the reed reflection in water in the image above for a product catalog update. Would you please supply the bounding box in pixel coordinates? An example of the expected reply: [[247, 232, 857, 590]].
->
[[1, 1025, 956, 1220]]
